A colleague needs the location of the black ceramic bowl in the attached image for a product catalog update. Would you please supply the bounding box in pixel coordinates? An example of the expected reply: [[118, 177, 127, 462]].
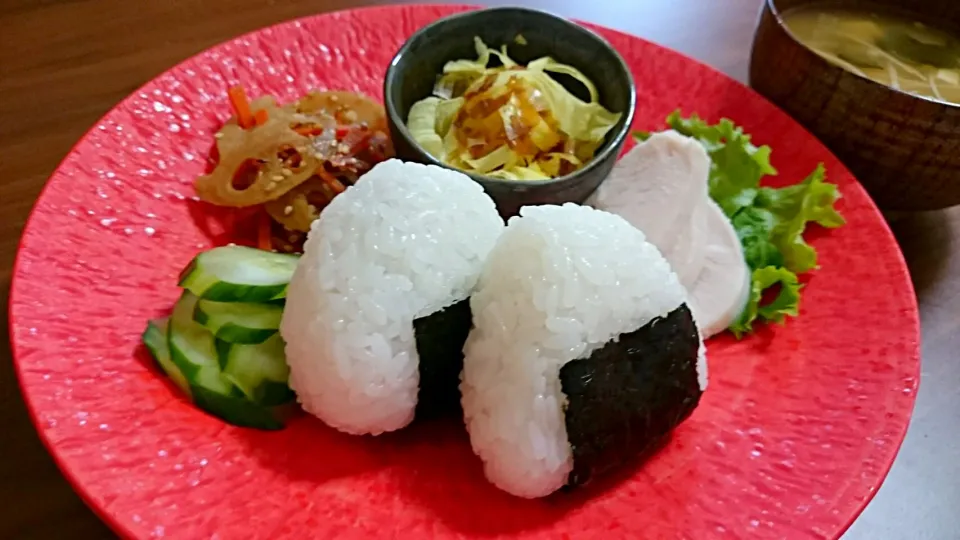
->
[[383, 7, 636, 218]]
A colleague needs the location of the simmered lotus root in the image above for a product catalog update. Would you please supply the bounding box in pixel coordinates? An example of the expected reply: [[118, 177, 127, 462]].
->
[[196, 89, 393, 240], [292, 91, 389, 132], [195, 112, 321, 207], [264, 176, 338, 232]]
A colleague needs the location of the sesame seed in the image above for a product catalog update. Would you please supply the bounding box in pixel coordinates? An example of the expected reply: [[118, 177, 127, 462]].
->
[[314, 153, 323, 160], [214, 132, 224, 139], [283, 205, 293, 216], [307, 204, 318, 214], [266, 181, 278, 191], [288, 235, 298, 243], [271, 175, 284, 181], [337, 144, 350, 153], [282, 168, 293, 176]]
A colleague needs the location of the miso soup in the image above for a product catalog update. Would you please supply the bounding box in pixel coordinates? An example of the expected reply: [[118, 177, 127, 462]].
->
[[782, 4, 960, 104]]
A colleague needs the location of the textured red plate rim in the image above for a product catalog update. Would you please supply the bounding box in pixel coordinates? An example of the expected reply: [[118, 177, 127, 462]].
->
[[8, 5, 920, 539]]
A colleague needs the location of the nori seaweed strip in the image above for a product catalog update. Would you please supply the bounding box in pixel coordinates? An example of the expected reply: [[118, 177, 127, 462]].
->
[[559, 304, 702, 487], [413, 298, 473, 417]]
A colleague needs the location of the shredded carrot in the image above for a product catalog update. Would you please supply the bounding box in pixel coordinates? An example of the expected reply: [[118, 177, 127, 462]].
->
[[257, 211, 272, 251], [253, 108, 269, 126], [293, 124, 324, 137], [317, 169, 346, 194], [319, 183, 336, 201], [228, 86, 255, 129], [348, 132, 373, 154]]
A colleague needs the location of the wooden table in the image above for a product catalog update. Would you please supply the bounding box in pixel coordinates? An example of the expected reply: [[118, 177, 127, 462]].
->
[[1, 1, 957, 538]]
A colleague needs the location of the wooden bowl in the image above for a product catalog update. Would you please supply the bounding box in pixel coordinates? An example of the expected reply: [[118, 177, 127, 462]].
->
[[750, 0, 960, 211]]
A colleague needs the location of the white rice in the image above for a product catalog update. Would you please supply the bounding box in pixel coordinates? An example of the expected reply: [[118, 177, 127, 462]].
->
[[280, 159, 504, 435], [460, 203, 706, 498]]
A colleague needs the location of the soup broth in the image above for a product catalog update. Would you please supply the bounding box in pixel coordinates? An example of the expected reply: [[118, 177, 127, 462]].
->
[[782, 3, 960, 104]]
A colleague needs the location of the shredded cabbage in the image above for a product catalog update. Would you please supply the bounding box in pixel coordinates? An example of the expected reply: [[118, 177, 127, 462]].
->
[[407, 97, 445, 158], [407, 36, 622, 180]]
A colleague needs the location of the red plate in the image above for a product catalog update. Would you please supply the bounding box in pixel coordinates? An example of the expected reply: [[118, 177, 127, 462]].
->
[[9, 5, 919, 539]]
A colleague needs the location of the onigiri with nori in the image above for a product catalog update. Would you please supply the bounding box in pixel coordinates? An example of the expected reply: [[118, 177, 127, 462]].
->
[[280, 159, 504, 435], [461, 203, 707, 498]]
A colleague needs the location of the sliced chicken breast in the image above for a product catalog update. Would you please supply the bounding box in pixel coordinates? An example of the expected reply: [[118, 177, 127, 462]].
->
[[589, 130, 750, 338], [688, 199, 751, 338], [587, 130, 710, 291]]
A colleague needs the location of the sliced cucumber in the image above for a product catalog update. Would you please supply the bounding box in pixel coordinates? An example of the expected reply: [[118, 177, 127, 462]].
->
[[189, 384, 285, 430], [193, 298, 283, 344], [265, 297, 287, 307], [178, 245, 299, 303], [214, 338, 233, 370], [168, 291, 232, 395], [144, 247, 300, 430], [142, 318, 191, 396], [256, 381, 297, 407], [165, 292, 292, 429], [220, 334, 295, 406]]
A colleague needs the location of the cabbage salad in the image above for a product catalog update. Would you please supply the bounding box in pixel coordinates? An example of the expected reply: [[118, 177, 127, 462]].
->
[[407, 37, 622, 180]]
